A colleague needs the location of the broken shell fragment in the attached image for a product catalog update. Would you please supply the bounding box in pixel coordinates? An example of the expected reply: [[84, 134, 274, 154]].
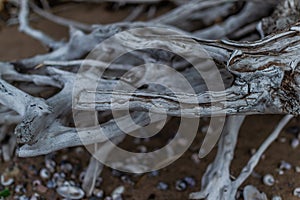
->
[[0, 175, 14, 186], [111, 186, 125, 200], [272, 196, 282, 200], [294, 187, 300, 197], [291, 138, 299, 149], [56, 184, 85, 199], [279, 160, 292, 170], [243, 185, 267, 200]]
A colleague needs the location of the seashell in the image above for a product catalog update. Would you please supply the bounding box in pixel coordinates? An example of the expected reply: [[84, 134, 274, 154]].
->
[[45, 159, 56, 173], [15, 184, 26, 193], [262, 174, 275, 186], [275, 168, 284, 175], [93, 188, 104, 198], [121, 175, 134, 185], [291, 138, 299, 149], [111, 186, 125, 200], [95, 177, 103, 187], [279, 160, 292, 170], [30, 193, 40, 200], [36, 185, 48, 194], [175, 179, 187, 191], [296, 166, 300, 173], [243, 185, 267, 200], [1, 175, 14, 186], [294, 187, 300, 197], [46, 180, 56, 189], [56, 185, 85, 199], [271, 196, 282, 200], [157, 182, 168, 191], [32, 180, 41, 187], [184, 176, 196, 187], [60, 162, 73, 173], [19, 195, 29, 200], [79, 171, 86, 182], [149, 171, 159, 177], [40, 168, 50, 179]]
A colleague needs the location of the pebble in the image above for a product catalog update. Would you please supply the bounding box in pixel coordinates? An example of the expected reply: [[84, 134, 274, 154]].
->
[[291, 138, 299, 149], [56, 184, 85, 199], [271, 196, 282, 200], [262, 174, 275, 186], [294, 187, 300, 197], [40, 168, 50, 179], [157, 182, 168, 191], [296, 166, 300, 173], [175, 179, 187, 191]]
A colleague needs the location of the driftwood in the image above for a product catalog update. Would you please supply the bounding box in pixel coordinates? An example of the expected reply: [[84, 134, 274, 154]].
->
[[0, 0, 299, 199]]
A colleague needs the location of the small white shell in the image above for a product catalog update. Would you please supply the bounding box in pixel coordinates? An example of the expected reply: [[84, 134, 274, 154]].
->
[[271, 196, 282, 200], [294, 187, 300, 197], [111, 186, 125, 200], [263, 174, 275, 186], [40, 168, 50, 179], [45, 159, 56, 173], [291, 138, 299, 149], [276, 169, 284, 175], [56, 185, 85, 199], [1, 175, 14, 186]]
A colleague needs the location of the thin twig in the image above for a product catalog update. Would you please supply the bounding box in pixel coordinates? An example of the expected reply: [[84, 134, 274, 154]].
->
[[30, 2, 93, 32], [234, 115, 293, 187], [18, 0, 63, 49]]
